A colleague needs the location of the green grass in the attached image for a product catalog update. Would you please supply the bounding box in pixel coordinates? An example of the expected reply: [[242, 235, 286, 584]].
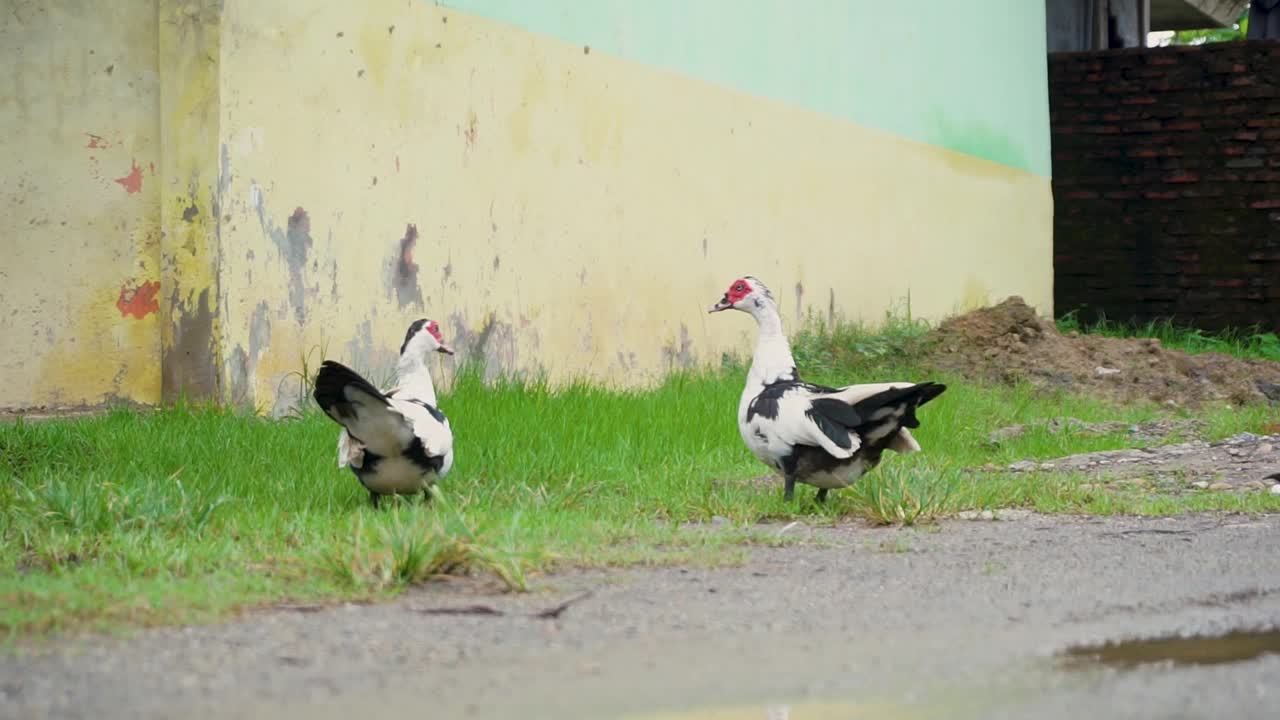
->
[[1056, 312, 1280, 362], [3, 317, 1278, 640]]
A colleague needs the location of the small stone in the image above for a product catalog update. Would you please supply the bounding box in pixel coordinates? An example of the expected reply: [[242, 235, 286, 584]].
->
[[1256, 443, 1274, 455], [1079, 483, 1099, 493], [1191, 481, 1210, 489], [1207, 482, 1233, 491], [1009, 460, 1038, 472], [1272, 484, 1280, 496], [1243, 480, 1268, 491], [710, 515, 729, 526], [1094, 366, 1121, 376]]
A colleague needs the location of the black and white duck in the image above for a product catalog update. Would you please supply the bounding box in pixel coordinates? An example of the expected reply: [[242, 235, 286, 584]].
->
[[709, 276, 946, 503], [312, 319, 455, 507]]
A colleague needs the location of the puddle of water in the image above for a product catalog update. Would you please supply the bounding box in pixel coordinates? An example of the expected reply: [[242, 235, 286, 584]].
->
[[1061, 628, 1280, 670]]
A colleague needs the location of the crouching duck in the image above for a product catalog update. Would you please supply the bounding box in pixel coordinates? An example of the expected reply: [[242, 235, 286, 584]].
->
[[312, 319, 455, 507], [709, 276, 946, 503]]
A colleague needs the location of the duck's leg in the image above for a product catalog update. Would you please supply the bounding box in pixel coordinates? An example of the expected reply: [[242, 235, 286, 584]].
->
[[815, 488, 829, 504], [369, 491, 381, 509], [421, 487, 433, 505], [783, 475, 796, 502]]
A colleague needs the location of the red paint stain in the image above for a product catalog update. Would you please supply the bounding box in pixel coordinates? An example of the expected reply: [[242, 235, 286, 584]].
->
[[85, 133, 109, 149], [116, 280, 160, 319], [114, 159, 143, 194], [149, 162, 156, 175], [395, 155, 400, 173]]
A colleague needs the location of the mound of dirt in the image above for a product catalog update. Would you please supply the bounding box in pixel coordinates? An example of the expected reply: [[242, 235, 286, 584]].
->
[[921, 297, 1280, 407]]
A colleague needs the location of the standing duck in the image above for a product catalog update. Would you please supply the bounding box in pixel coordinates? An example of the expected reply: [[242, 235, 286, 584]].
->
[[312, 319, 455, 507], [709, 276, 946, 503]]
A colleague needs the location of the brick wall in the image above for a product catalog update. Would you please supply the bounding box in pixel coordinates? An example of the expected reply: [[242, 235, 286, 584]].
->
[[1050, 41, 1280, 333]]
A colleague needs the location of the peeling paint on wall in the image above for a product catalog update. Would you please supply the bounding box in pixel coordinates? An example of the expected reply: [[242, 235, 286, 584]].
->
[[392, 223, 424, 309], [251, 185, 311, 324], [161, 288, 216, 400], [448, 312, 520, 381], [661, 322, 694, 370], [114, 159, 143, 194], [284, 207, 312, 322], [248, 300, 272, 360], [116, 279, 161, 319]]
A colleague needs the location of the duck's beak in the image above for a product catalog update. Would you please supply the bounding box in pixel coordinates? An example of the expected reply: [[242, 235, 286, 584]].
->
[[436, 343, 455, 356], [708, 295, 732, 313]]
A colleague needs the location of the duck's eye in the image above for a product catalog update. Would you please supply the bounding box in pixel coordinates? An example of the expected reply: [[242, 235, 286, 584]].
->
[[734, 283, 745, 291]]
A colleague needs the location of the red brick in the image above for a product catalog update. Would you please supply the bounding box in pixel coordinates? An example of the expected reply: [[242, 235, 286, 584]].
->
[[1164, 173, 1199, 183], [1122, 95, 1158, 105], [1163, 120, 1202, 131], [1065, 190, 1099, 200], [1251, 199, 1280, 209], [1212, 278, 1247, 288], [1125, 120, 1163, 132]]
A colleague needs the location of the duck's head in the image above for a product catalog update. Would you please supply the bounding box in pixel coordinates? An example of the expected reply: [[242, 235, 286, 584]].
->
[[708, 276, 774, 314], [400, 318, 455, 358]]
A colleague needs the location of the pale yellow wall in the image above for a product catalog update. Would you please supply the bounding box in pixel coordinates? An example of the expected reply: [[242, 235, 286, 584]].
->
[[219, 0, 1052, 412], [0, 0, 162, 410], [0, 0, 1053, 413]]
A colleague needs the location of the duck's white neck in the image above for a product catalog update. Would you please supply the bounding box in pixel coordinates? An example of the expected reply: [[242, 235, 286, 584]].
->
[[396, 353, 440, 405], [745, 299, 796, 388]]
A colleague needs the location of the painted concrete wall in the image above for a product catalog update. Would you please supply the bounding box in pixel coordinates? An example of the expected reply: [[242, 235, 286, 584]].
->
[[220, 0, 1053, 413], [0, 0, 163, 410], [2, 0, 1054, 413], [446, 0, 1053, 176]]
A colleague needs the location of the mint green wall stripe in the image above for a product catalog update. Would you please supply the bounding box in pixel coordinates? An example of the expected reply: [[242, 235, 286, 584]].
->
[[440, 0, 1051, 176]]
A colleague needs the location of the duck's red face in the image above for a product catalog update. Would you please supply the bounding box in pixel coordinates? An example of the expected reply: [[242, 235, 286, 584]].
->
[[425, 320, 455, 355], [425, 321, 444, 345], [709, 278, 753, 313]]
